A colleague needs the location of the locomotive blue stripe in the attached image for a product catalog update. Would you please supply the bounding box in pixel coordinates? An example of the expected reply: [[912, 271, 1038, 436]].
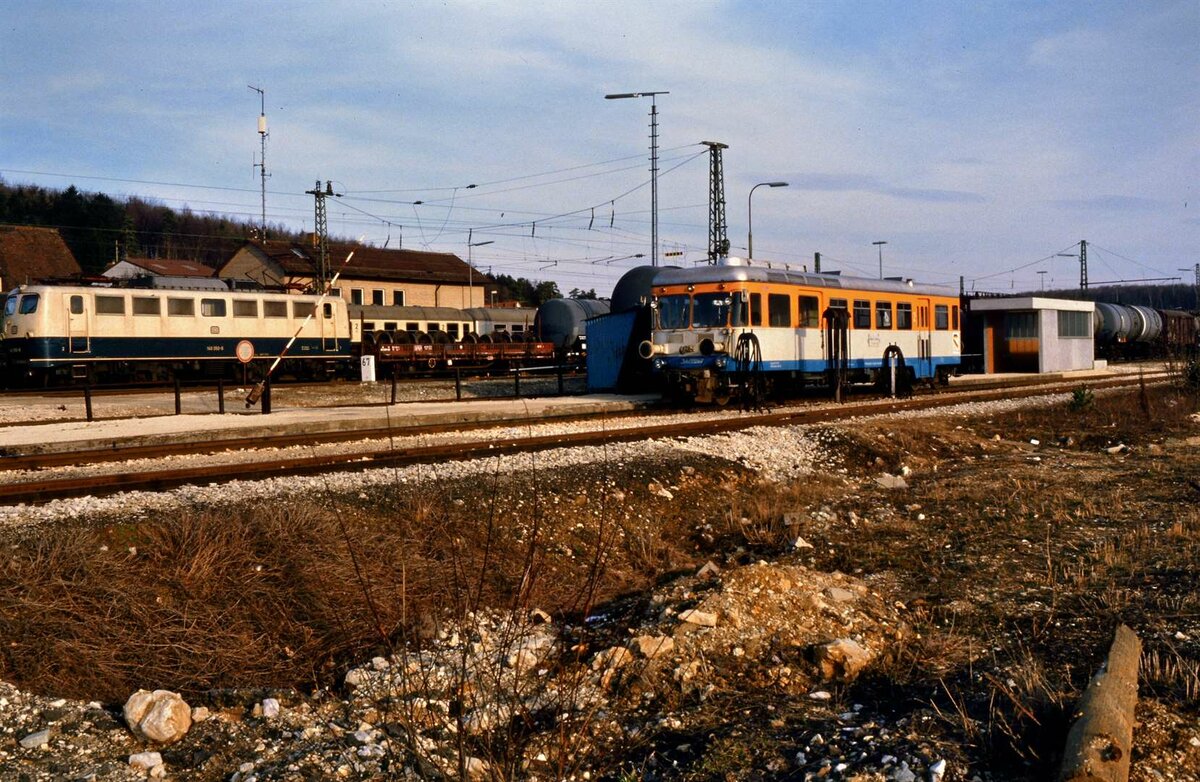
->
[[661, 354, 959, 379], [5, 336, 351, 364]]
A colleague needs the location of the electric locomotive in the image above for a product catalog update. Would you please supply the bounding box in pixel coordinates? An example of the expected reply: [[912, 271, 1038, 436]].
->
[[638, 258, 962, 403]]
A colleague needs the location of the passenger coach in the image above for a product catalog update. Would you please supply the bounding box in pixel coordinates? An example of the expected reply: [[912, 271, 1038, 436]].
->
[[639, 259, 961, 403]]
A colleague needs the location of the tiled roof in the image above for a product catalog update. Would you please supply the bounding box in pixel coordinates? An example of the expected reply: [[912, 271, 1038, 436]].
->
[[246, 240, 490, 285], [122, 257, 216, 277], [0, 225, 81, 286]]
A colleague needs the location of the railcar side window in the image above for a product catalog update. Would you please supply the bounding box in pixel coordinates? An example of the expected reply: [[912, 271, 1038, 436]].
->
[[828, 298, 848, 312], [264, 301, 287, 318], [201, 299, 226, 317], [69, 295, 84, 315], [447, 323, 460, 339], [233, 300, 258, 318], [95, 296, 125, 315], [750, 293, 762, 327], [133, 297, 160, 316], [875, 301, 893, 329], [18, 294, 41, 314], [896, 302, 913, 330], [730, 295, 748, 327], [692, 293, 732, 328], [384, 322, 397, 331], [292, 302, 316, 319], [952, 305, 960, 330], [405, 322, 419, 331], [656, 295, 690, 330], [799, 296, 819, 328], [852, 300, 871, 329], [767, 294, 791, 328], [935, 304, 950, 330], [168, 298, 195, 317]]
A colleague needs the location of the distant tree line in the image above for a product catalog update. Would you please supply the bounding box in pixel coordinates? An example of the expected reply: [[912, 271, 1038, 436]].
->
[[1009, 283, 1200, 311], [0, 180, 578, 307]]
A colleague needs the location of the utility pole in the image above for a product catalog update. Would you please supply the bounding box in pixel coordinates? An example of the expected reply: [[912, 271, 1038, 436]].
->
[[702, 141, 729, 263], [1079, 239, 1088, 290], [305, 180, 340, 291], [248, 85, 269, 239]]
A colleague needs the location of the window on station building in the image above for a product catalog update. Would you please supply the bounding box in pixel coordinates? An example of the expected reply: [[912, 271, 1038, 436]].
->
[[392, 290, 405, 306], [1005, 312, 1037, 339], [1058, 310, 1090, 338], [934, 304, 950, 330], [132, 297, 160, 316], [896, 302, 913, 330], [95, 295, 125, 315], [852, 299, 871, 329], [350, 289, 364, 305], [767, 293, 791, 327], [875, 301, 893, 329], [371, 289, 384, 306], [799, 296, 820, 328]]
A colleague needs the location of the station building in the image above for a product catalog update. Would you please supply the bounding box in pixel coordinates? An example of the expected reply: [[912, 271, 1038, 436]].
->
[[965, 296, 1096, 373]]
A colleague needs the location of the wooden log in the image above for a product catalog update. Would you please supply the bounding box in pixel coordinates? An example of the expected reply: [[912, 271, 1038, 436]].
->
[[1058, 624, 1141, 782]]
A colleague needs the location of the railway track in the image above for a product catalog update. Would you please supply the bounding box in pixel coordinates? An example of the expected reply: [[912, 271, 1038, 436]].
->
[[0, 371, 1169, 507]]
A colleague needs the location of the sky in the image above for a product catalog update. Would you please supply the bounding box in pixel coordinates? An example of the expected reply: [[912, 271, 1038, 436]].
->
[[2, 0, 1197, 297]]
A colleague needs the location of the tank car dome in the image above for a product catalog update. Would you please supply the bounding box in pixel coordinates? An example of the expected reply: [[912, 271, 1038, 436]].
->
[[610, 265, 678, 313], [1094, 302, 1134, 343]]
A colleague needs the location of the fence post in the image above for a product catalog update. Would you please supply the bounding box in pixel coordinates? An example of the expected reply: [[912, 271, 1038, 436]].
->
[[455, 366, 462, 401], [217, 379, 225, 414], [84, 386, 94, 422], [174, 377, 182, 415], [390, 367, 398, 405], [262, 378, 271, 415], [514, 366, 521, 397]]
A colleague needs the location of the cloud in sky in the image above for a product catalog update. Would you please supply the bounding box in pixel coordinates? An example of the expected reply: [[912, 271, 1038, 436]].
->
[[1, 0, 1196, 293]]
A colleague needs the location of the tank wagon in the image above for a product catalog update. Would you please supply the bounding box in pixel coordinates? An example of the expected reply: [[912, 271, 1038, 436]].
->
[[1093, 302, 1198, 358], [639, 259, 962, 404], [533, 298, 610, 353]]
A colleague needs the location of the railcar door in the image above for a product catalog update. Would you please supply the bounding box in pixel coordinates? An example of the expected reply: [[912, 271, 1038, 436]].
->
[[915, 297, 932, 378], [321, 301, 338, 352], [66, 293, 90, 354]]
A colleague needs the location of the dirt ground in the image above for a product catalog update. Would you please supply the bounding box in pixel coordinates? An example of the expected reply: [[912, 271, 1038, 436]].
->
[[0, 382, 1198, 780]]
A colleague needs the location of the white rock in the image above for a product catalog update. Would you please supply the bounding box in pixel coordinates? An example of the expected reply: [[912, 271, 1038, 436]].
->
[[261, 698, 280, 718], [875, 473, 908, 490], [808, 690, 832, 700], [191, 706, 210, 723], [677, 609, 718, 627], [124, 689, 192, 744], [128, 751, 163, 771], [792, 536, 814, 550], [19, 729, 50, 749], [929, 758, 947, 781]]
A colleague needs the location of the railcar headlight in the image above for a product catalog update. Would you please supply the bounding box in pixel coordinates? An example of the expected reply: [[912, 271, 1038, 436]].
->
[[652, 358, 666, 370], [714, 357, 728, 370]]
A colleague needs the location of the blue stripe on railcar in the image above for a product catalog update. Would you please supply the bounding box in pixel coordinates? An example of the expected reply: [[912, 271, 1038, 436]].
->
[[6, 336, 351, 365], [661, 354, 960, 379]]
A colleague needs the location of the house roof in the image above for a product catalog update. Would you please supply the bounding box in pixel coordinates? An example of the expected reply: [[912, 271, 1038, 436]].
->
[[119, 257, 216, 278], [242, 240, 490, 285], [0, 225, 82, 286]]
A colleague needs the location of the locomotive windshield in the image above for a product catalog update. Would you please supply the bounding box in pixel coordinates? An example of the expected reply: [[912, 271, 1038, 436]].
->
[[656, 294, 690, 329], [692, 293, 735, 328], [3, 293, 16, 318], [18, 294, 39, 315]]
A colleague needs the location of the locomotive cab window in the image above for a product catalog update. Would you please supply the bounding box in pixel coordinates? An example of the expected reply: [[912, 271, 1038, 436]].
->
[[875, 301, 893, 329], [323, 303, 333, 318], [69, 295, 84, 315], [896, 302, 913, 330], [935, 304, 950, 330], [167, 298, 194, 317], [201, 299, 226, 317], [95, 296, 125, 315], [693, 292, 733, 328], [767, 293, 792, 328], [233, 300, 258, 318], [18, 293, 41, 314], [133, 297, 160, 316], [852, 300, 871, 329], [263, 301, 287, 318], [656, 295, 690, 330]]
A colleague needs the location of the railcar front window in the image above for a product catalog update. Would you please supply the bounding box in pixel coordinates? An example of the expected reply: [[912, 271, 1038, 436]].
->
[[656, 295, 690, 330], [18, 294, 39, 315], [692, 293, 732, 328], [4, 295, 17, 318]]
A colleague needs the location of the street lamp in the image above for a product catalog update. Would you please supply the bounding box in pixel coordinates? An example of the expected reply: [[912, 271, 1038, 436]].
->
[[467, 239, 494, 309], [872, 240, 887, 279], [747, 181, 788, 260], [605, 90, 669, 267]]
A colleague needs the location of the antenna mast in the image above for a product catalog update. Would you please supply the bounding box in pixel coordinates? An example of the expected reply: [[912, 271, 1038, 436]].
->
[[702, 141, 729, 263], [249, 85, 269, 239]]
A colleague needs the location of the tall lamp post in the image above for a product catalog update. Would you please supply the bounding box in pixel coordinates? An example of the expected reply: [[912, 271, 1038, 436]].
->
[[872, 240, 888, 279], [467, 239, 494, 309], [605, 91, 668, 266], [747, 181, 788, 260]]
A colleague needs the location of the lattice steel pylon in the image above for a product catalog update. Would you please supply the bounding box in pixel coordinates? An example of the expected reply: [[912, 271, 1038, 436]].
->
[[305, 180, 339, 291], [703, 141, 729, 263]]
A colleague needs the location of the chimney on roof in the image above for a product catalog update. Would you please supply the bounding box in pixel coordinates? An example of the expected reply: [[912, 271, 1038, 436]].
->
[[305, 232, 318, 248]]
